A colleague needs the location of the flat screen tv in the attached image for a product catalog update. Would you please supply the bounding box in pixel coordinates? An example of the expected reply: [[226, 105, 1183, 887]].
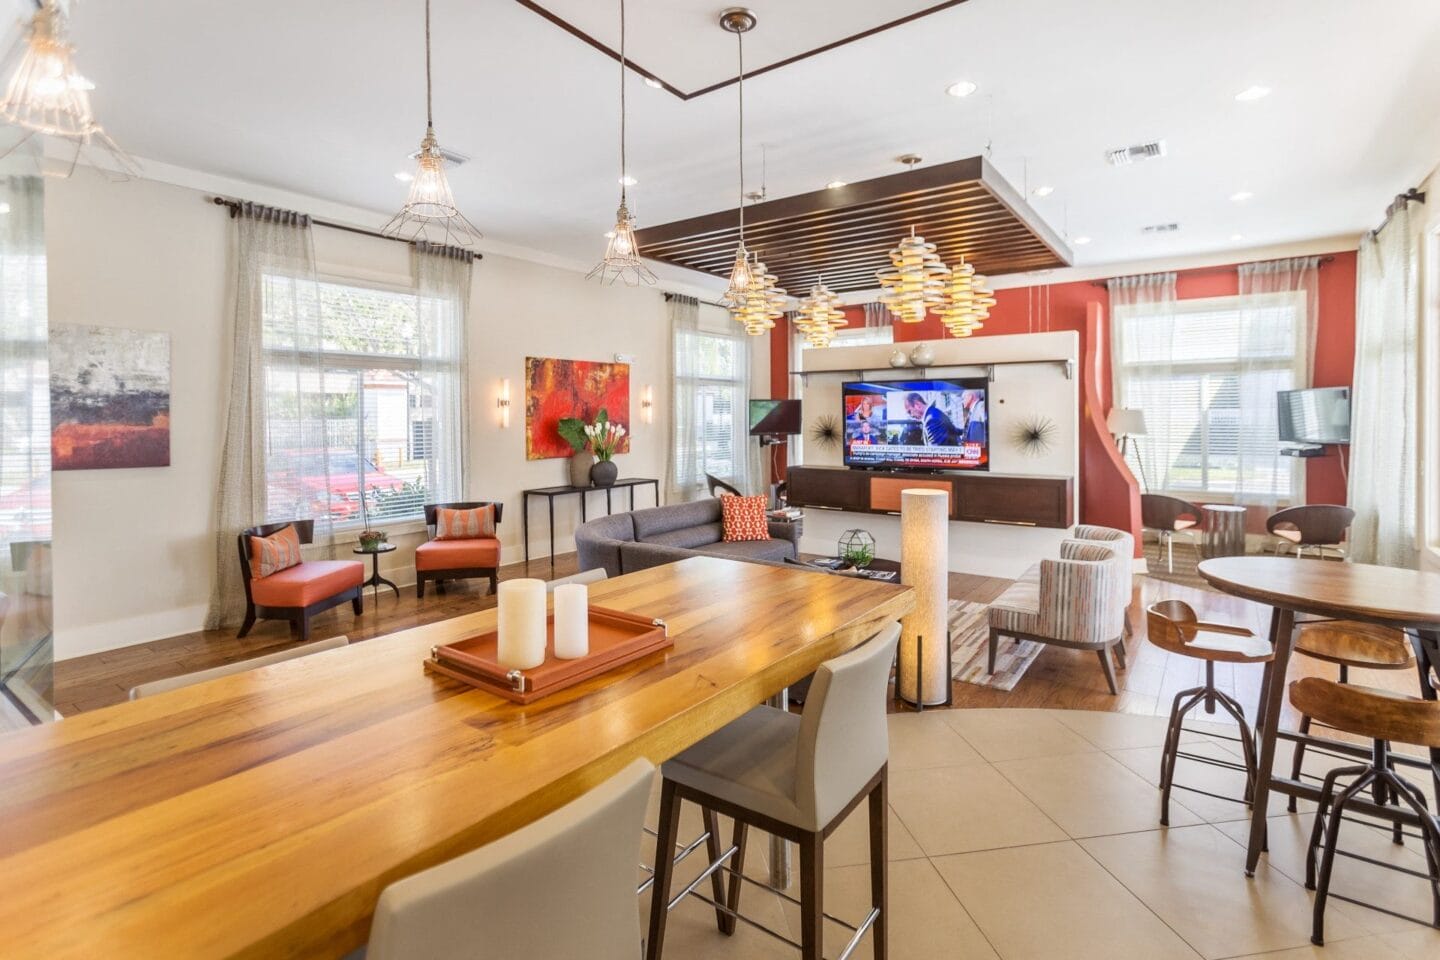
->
[[748, 398, 802, 437], [841, 378, 989, 470], [1277, 387, 1350, 445]]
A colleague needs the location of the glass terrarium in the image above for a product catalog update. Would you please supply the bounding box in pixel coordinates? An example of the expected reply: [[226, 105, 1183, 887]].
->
[[837, 529, 876, 569]]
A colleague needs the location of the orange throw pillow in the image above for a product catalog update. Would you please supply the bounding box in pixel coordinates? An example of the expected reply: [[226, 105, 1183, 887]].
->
[[250, 524, 303, 579], [436, 504, 496, 541], [721, 494, 771, 543]]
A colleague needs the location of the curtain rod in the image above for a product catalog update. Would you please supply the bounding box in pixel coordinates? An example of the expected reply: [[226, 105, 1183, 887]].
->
[[1086, 255, 1335, 288], [1372, 187, 1426, 237], [206, 196, 483, 261], [664, 291, 729, 310]]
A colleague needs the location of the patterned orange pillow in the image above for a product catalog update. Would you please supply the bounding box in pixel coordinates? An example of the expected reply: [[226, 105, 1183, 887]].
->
[[435, 504, 497, 541], [720, 494, 771, 543], [249, 524, 303, 579]]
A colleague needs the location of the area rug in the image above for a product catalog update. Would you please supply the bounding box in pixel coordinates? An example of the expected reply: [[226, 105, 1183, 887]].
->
[[948, 600, 1045, 691], [1141, 535, 1216, 592]]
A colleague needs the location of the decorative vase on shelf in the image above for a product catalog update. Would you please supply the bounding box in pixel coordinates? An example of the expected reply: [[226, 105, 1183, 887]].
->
[[568, 451, 595, 488], [888, 348, 910, 368], [590, 459, 618, 488], [909, 343, 935, 367]]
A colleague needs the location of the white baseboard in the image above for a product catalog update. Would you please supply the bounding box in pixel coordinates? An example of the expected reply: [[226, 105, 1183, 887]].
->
[[55, 604, 211, 661]]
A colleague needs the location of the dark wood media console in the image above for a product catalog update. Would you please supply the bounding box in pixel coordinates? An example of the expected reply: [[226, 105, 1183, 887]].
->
[[785, 465, 1074, 529]]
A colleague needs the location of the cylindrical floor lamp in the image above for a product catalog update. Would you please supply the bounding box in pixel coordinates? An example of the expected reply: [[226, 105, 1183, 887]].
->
[[898, 488, 950, 707]]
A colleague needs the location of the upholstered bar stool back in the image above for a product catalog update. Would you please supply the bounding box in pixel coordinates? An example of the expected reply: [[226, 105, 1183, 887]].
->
[[367, 759, 654, 960], [128, 635, 349, 699]]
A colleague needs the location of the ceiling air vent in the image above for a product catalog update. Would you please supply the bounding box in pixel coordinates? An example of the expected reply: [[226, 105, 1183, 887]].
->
[[1105, 139, 1167, 166], [1142, 222, 1180, 234]]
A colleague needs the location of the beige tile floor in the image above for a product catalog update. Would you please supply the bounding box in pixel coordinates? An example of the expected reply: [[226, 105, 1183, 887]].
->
[[642, 708, 1440, 960]]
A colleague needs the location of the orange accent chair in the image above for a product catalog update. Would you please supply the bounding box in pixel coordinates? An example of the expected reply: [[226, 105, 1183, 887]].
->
[[416, 501, 503, 599], [237, 519, 364, 641]]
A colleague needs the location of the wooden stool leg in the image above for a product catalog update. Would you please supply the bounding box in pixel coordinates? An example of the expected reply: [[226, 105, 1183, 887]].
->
[[869, 771, 888, 960], [645, 780, 683, 960], [702, 808, 731, 934], [799, 830, 825, 960]]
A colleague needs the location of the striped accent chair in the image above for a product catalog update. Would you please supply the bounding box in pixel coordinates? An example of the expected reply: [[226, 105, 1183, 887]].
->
[[987, 540, 1128, 694], [1071, 524, 1137, 641]]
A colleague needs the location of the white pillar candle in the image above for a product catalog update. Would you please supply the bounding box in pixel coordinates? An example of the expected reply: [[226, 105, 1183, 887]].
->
[[899, 488, 950, 706], [552, 583, 590, 659], [496, 578, 547, 670]]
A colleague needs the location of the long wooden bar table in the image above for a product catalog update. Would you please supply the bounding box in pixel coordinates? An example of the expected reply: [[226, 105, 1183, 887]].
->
[[1197, 557, 1440, 877], [0, 557, 912, 959]]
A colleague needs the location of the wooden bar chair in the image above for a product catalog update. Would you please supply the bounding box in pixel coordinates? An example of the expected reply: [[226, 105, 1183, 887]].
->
[[645, 622, 901, 960], [1146, 600, 1274, 825], [1141, 494, 1202, 573], [1290, 678, 1440, 945], [1266, 504, 1354, 559], [366, 759, 654, 960], [1286, 621, 1415, 815]]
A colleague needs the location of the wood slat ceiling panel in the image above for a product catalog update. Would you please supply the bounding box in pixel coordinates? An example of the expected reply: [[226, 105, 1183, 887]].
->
[[636, 156, 1072, 294]]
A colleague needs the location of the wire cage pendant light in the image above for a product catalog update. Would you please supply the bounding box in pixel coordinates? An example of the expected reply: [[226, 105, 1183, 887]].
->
[[587, 0, 655, 285], [794, 277, 848, 347], [0, 0, 138, 178], [876, 227, 948, 323], [383, 0, 482, 247]]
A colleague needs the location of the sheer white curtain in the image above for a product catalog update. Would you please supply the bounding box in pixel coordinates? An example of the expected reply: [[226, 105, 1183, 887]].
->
[[0, 174, 52, 722], [413, 242, 471, 505], [1350, 203, 1421, 567], [664, 295, 701, 503], [207, 204, 326, 629], [1109, 272, 1178, 492], [1235, 257, 1319, 510]]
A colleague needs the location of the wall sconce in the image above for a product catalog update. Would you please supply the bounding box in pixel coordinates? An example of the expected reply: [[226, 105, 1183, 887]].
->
[[640, 385, 653, 424], [497, 379, 511, 428]]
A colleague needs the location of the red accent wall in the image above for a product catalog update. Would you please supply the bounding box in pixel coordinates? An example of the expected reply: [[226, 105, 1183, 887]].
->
[[769, 313, 792, 481], [881, 251, 1358, 505]]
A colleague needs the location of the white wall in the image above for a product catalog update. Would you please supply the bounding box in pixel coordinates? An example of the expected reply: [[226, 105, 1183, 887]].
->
[[46, 171, 672, 659], [791, 331, 1081, 579]]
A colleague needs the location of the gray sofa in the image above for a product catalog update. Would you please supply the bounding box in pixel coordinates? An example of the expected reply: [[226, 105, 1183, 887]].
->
[[574, 498, 800, 576]]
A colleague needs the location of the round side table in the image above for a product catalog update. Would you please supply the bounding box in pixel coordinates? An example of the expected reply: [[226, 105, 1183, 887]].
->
[[353, 542, 399, 599], [1201, 504, 1247, 558]]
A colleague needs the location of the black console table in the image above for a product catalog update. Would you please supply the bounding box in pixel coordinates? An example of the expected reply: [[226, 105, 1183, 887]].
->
[[522, 478, 661, 573]]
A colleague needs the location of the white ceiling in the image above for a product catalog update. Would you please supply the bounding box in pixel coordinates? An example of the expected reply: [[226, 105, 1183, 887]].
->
[[36, 0, 1440, 288]]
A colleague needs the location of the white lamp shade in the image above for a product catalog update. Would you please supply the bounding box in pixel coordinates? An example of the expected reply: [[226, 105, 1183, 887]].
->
[[1106, 407, 1147, 437], [899, 488, 950, 706]]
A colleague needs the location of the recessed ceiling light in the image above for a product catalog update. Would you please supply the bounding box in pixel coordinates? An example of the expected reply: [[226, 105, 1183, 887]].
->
[[1230, 190, 1254, 202], [1073, 235, 1092, 245], [0, 202, 9, 215], [826, 180, 848, 190], [1230, 233, 1245, 242], [945, 80, 978, 98], [643, 76, 663, 89], [619, 175, 638, 187], [394, 171, 414, 182], [1032, 185, 1054, 198], [1234, 85, 1271, 102]]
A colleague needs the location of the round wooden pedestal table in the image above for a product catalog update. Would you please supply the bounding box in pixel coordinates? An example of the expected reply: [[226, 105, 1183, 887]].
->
[[1196, 556, 1440, 876], [1202, 504, 1247, 558]]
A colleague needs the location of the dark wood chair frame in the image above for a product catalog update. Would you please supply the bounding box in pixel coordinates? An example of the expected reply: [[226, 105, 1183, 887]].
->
[[988, 625, 1127, 695], [416, 501, 504, 599], [705, 473, 744, 498], [236, 519, 361, 642], [646, 765, 887, 960], [1266, 504, 1355, 560]]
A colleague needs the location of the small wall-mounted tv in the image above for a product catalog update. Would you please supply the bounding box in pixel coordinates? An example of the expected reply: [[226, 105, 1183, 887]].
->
[[1277, 387, 1350, 445], [842, 378, 989, 471], [748, 398, 802, 437]]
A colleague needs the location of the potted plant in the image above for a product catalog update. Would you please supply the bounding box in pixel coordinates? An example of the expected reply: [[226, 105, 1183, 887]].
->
[[358, 529, 388, 552], [584, 413, 626, 488], [558, 414, 596, 487]]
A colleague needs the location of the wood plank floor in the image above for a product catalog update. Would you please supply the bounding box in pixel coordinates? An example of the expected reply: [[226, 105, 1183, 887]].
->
[[52, 554, 1428, 728]]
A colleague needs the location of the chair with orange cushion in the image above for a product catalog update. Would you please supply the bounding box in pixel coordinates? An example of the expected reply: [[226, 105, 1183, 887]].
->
[[236, 519, 364, 642], [416, 501, 503, 599]]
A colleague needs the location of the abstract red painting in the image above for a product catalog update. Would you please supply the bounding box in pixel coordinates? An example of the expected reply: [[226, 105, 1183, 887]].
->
[[524, 357, 631, 460], [49, 325, 171, 471]]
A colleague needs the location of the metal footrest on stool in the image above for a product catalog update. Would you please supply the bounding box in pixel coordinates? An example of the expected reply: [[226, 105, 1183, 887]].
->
[[1159, 681, 1260, 826]]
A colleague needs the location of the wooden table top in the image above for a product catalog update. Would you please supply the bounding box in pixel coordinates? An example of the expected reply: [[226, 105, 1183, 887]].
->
[[1198, 556, 1440, 628], [0, 557, 912, 959]]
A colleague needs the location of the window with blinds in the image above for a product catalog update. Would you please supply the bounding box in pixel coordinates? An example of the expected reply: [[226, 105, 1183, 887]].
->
[[674, 328, 746, 487], [261, 277, 448, 528], [1114, 292, 1303, 502]]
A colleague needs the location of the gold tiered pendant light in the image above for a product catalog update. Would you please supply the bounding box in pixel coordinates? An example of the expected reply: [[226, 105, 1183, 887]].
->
[[587, 0, 655, 285], [933, 255, 996, 337], [794, 278, 848, 347], [0, 0, 137, 178], [876, 227, 948, 323], [719, 8, 785, 327], [383, 0, 481, 247]]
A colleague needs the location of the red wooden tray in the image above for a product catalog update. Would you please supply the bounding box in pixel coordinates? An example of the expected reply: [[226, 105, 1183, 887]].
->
[[424, 606, 671, 704]]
